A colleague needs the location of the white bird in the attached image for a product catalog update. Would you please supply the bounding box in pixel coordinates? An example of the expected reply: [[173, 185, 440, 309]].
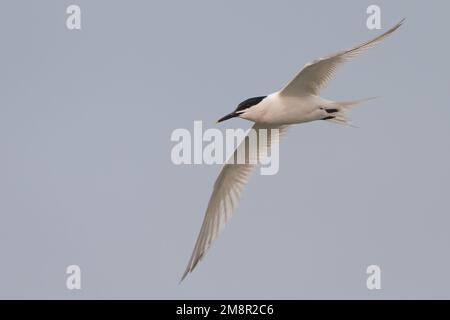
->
[[181, 19, 404, 281]]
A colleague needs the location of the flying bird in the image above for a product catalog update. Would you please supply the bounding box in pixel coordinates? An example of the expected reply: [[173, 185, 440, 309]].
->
[[181, 19, 404, 281]]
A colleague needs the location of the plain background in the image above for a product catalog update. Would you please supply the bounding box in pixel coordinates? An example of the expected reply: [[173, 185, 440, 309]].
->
[[0, 0, 449, 299]]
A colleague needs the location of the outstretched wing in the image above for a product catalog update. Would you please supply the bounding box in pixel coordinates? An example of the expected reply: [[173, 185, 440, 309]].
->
[[280, 19, 404, 97], [181, 124, 289, 281]]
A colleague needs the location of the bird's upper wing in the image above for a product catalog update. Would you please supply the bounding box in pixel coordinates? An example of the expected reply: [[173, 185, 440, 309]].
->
[[181, 123, 289, 281], [280, 19, 404, 97]]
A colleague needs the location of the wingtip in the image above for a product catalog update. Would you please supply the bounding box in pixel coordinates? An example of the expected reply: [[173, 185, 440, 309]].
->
[[366, 96, 381, 101], [179, 267, 191, 284], [390, 18, 405, 31], [396, 18, 406, 28]]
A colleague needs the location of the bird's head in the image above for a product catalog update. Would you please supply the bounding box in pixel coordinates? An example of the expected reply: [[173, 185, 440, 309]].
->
[[217, 96, 267, 123]]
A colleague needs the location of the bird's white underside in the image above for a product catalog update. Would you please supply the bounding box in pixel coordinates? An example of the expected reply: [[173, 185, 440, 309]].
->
[[181, 19, 404, 281]]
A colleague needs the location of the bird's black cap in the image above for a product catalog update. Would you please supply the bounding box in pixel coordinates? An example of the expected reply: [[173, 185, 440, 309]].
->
[[217, 96, 267, 123]]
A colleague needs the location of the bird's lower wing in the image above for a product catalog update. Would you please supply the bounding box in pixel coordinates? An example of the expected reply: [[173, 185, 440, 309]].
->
[[181, 123, 289, 281], [280, 19, 404, 97]]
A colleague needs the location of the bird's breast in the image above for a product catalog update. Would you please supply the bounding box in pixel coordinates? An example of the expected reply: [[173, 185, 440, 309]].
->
[[251, 93, 322, 125]]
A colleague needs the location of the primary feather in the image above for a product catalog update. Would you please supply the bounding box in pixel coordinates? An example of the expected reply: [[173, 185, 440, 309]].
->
[[181, 124, 288, 281], [280, 19, 405, 96]]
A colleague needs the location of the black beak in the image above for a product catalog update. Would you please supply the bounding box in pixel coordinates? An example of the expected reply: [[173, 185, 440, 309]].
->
[[217, 112, 239, 123]]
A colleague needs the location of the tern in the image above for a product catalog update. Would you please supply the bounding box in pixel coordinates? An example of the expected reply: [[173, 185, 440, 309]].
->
[[181, 20, 404, 281]]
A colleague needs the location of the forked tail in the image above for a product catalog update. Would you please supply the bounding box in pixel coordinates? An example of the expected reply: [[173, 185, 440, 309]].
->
[[323, 97, 378, 126]]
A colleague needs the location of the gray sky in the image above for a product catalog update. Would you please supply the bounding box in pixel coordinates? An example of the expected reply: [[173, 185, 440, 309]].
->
[[0, 0, 449, 299]]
